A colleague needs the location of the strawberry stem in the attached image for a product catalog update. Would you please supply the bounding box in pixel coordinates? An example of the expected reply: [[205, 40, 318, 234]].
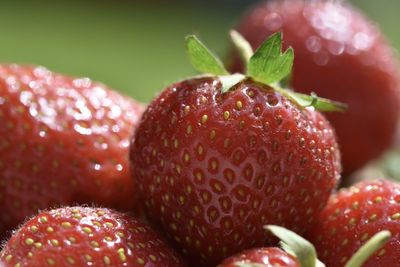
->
[[344, 231, 391, 267], [265, 225, 324, 267], [229, 30, 253, 71]]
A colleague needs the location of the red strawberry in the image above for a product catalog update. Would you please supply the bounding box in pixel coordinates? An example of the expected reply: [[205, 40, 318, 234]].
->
[[232, 0, 400, 174], [130, 33, 342, 265], [0, 65, 144, 237], [0, 206, 186, 267], [219, 247, 300, 267], [307, 179, 400, 267], [218, 225, 390, 267]]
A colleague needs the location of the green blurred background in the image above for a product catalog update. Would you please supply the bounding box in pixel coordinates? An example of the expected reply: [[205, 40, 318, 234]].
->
[[0, 0, 398, 103]]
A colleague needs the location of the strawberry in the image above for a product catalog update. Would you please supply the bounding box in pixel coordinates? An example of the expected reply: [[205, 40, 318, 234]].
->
[[218, 225, 390, 267], [232, 0, 400, 174], [130, 32, 342, 266], [0, 206, 186, 266], [0, 65, 144, 237], [307, 179, 400, 267], [219, 248, 301, 267]]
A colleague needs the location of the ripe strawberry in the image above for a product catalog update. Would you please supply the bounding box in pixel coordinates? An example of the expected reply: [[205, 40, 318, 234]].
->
[[0, 206, 186, 267], [219, 248, 300, 267], [232, 0, 400, 174], [218, 225, 390, 267], [307, 179, 400, 267], [130, 33, 342, 265], [0, 65, 144, 237]]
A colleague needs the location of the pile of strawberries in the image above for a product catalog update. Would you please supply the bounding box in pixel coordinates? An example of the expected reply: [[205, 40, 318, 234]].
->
[[1, 0, 400, 266]]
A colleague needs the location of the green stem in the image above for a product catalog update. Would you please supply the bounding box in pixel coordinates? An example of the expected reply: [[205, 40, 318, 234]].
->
[[265, 225, 320, 267], [229, 30, 254, 71], [344, 231, 391, 267]]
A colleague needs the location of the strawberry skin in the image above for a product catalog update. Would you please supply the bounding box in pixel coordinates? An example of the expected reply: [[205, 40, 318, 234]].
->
[[0, 65, 144, 237], [307, 179, 400, 267], [0, 206, 186, 267], [218, 247, 300, 267], [130, 77, 341, 266], [233, 0, 400, 174]]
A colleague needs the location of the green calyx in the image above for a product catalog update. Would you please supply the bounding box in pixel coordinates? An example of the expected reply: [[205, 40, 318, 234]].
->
[[259, 226, 390, 267], [265, 225, 324, 267], [185, 31, 347, 112], [344, 230, 391, 267]]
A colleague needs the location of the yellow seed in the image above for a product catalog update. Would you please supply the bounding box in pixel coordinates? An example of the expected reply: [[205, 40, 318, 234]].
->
[[5, 255, 12, 262], [97, 210, 105, 216], [90, 241, 99, 248], [47, 258, 56, 265], [137, 258, 145, 265], [105, 222, 113, 228], [34, 242, 43, 248], [184, 105, 190, 114], [209, 130, 216, 140], [46, 227, 54, 233], [186, 125, 192, 134], [39, 216, 48, 223], [236, 101, 243, 110], [149, 254, 157, 262], [197, 145, 204, 155], [361, 233, 369, 241], [82, 227, 92, 234], [50, 239, 59, 246], [84, 255, 92, 262], [184, 153, 190, 163], [118, 248, 127, 262], [25, 238, 34, 245], [223, 111, 230, 120], [369, 214, 378, 221], [391, 213, 400, 220], [378, 249, 386, 256], [201, 115, 208, 124], [67, 257, 75, 264], [103, 256, 111, 265]]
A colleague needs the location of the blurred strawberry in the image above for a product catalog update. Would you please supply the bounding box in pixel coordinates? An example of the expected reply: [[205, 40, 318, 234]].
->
[[0, 65, 144, 238], [0, 206, 186, 266], [232, 0, 400, 174], [130, 32, 342, 266]]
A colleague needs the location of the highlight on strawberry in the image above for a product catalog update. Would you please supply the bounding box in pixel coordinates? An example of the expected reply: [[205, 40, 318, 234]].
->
[[231, 0, 400, 175], [0, 65, 144, 238], [130, 30, 345, 266]]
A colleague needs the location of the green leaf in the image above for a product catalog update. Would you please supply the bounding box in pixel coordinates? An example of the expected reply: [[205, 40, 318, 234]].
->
[[248, 32, 294, 85], [274, 88, 347, 112], [345, 231, 391, 267], [229, 30, 254, 70], [235, 263, 265, 267], [219, 73, 246, 93], [265, 225, 318, 267], [185, 35, 229, 76]]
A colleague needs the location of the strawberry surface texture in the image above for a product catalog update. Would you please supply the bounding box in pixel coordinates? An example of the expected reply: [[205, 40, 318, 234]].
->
[[232, 0, 400, 174], [0, 206, 186, 267], [307, 179, 400, 267], [0, 65, 144, 237], [218, 247, 300, 267], [130, 76, 341, 266]]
